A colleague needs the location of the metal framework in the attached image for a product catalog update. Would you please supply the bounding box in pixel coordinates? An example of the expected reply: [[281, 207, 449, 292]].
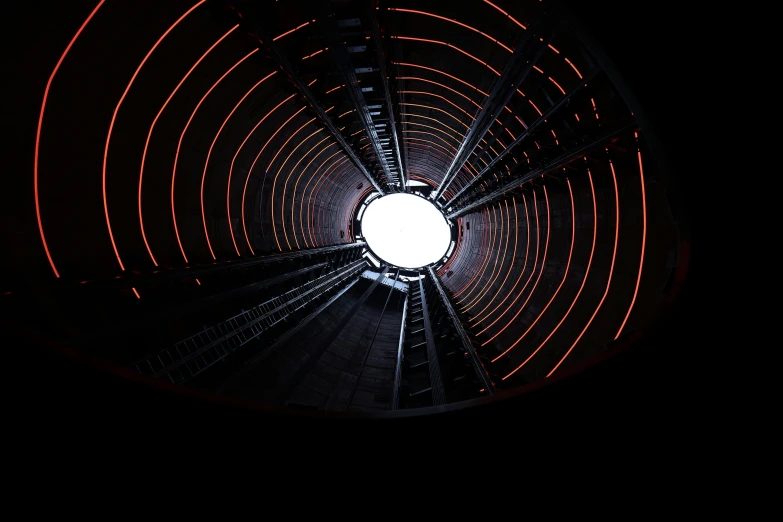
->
[[432, 6, 554, 201], [447, 68, 600, 204], [137, 258, 368, 384], [391, 288, 408, 410], [226, 1, 386, 194], [427, 266, 494, 394], [447, 121, 637, 219], [417, 273, 446, 405], [322, 4, 402, 189]]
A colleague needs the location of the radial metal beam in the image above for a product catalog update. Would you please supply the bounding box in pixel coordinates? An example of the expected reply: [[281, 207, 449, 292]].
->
[[391, 289, 408, 410], [431, 7, 554, 201], [447, 121, 637, 219], [322, 8, 398, 189], [448, 68, 600, 205], [273, 265, 389, 402], [426, 266, 495, 395], [370, 3, 407, 191], [419, 272, 445, 405], [226, 1, 385, 194], [63, 242, 367, 290]]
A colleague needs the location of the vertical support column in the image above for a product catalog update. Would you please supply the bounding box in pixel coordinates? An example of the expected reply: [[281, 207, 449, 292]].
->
[[419, 273, 446, 405], [426, 266, 495, 394]]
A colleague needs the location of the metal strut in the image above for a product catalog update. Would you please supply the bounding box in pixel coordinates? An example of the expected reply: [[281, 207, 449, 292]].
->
[[426, 266, 495, 394], [322, 3, 399, 189], [447, 68, 601, 205], [226, 1, 385, 195], [431, 6, 555, 201], [447, 121, 637, 219]]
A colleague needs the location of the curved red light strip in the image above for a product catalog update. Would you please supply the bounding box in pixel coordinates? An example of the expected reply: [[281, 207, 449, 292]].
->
[[35, 0, 105, 278], [469, 197, 517, 318], [548, 160, 620, 376], [269, 119, 319, 251], [300, 151, 342, 248], [402, 112, 466, 139], [391, 36, 500, 76], [139, 24, 238, 266], [200, 70, 278, 259], [228, 94, 296, 256], [389, 8, 513, 53], [278, 131, 328, 250], [495, 181, 575, 369], [472, 194, 528, 324], [462, 200, 509, 312], [457, 204, 499, 304], [291, 143, 338, 249], [394, 62, 488, 97], [504, 174, 597, 378], [273, 21, 310, 41], [479, 188, 549, 340], [614, 145, 647, 339], [104, 0, 206, 271], [481, 0, 526, 30], [396, 76, 482, 109], [453, 207, 493, 298], [172, 48, 258, 263], [398, 90, 477, 120], [241, 105, 308, 254], [399, 102, 470, 129], [307, 157, 349, 247]]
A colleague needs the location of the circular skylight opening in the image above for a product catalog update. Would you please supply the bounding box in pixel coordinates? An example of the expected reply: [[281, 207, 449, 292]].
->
[[360, 193, 451, 269]]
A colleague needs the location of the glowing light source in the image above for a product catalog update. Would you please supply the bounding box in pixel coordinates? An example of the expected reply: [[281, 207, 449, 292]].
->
[[361, 194, 450, 268]]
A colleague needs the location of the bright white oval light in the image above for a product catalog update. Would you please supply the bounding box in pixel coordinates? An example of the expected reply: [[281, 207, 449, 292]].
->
[[360, 193, 451, 269]]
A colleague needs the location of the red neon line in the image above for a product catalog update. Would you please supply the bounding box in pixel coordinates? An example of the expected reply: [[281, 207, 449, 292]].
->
[[398, 90, 476, 120], [548, 76, 566, 95], [481, 0, 527, 29], [228, 94, 296, 256], [275, 128, 325, 251], [462, 200, 510, 312], [403, 124, 461, 145], [393, 62, 488, 96], [548, 161, 619, 376], [615, 148, 647, 339], [455, 205, 497, 300], [201, 70, 277, 259], [132, 288, 141, 299], [497, 181, 575, 371], [293, 143, 338, 249], [506, 174, 597, 376], [301, 152, 343, 248], [325, 84, 343, 94], [267, 118, 318, 250], [564, 57, 583, 79], [533, 65, 544, 74], [389, 8, 513, 53], [391, 36, 500, 75], [35, 0, 105, 278], [273, 21, 310, 41], [528, 99, 542, 116], [480, 188, 549, 341], [172, 49, 258, 263], [308, 157, 348, 247], [403, 132, 458, 154], [241, 106, 306, 255], [472, 194, 528, 324], [399, 102, 470, 129], [104, 0, 206, 271], [140, 25, 238, 266], [396, 76, 482, 109], [402, 112, 466, 140]]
